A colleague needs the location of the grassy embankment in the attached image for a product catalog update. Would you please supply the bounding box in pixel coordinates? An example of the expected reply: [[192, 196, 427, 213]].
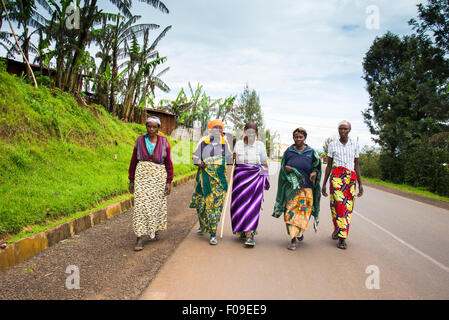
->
[[0, 67, 196, 243], [362, 177, 449, 203]]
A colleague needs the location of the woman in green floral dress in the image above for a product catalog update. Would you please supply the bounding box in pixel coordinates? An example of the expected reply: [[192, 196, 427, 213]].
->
[[190, 119, 232, 245]]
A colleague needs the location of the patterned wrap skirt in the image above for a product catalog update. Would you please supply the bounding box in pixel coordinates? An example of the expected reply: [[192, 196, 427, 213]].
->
[[190, 164, 226, 236], [284, 188, 313, 239], [133, 161, 168, 238], [330, 165, 357, 239]]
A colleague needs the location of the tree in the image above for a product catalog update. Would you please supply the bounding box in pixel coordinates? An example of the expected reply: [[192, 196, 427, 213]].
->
[[322, 137, 333, 155], [409, 0, 449, 55], [121, 29, 169, 122], [44, 0, 168, 93], [1, 0, 50, 68], [92, 13, 161, 113], [232, 84, 264, 130], [265, 128, 280, 158], [362, 31, 449, 182]]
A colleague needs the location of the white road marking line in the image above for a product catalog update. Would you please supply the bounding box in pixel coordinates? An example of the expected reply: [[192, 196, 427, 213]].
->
[[353, 210, 449, 273]]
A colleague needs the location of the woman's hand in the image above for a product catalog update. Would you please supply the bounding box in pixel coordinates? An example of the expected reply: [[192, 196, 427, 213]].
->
[[164, 182, 172, 196], [310, 172, 317, 183], [129, 181, 134, 194], [198, 161, 206, 169], [321, 184, 328, 197], [284, 165, 293, 173]]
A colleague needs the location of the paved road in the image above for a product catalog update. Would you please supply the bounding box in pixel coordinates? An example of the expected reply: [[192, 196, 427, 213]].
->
[[140, 162, 449, 300]]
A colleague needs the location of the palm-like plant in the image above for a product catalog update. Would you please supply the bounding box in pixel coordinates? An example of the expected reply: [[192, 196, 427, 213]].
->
[[1, 0, 51, 66], [121, 27, 170, 121], [45, 0, 168, 93], [92, 13, 160, 114]]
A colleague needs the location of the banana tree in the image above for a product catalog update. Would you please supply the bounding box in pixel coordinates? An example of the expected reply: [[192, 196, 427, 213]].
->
[[121, 29, 168, 122], [1, 0, 51, 68]]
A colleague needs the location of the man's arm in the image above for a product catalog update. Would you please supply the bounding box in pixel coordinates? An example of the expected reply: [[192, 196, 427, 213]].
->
[[321, 157, 333, 197], [354, 158, 364, 197]]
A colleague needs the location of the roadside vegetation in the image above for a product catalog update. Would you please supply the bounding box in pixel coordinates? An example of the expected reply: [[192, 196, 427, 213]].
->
[[360, 0, 449, 198], [0, 66, 195, 241]]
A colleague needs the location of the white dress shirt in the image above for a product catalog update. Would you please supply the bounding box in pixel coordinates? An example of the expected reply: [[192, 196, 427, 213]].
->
[[327, 138, 360, 171], [234, 140, 268, 165]]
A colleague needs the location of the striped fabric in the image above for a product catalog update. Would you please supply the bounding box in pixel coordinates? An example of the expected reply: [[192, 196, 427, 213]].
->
[[327, 138, 359, 171], [230, 164, 269, 233]]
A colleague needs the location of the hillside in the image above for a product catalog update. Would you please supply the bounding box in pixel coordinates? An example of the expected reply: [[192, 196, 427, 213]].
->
[[0, 65, 195, 240]]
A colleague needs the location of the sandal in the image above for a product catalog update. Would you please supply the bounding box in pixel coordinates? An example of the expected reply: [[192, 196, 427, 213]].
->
[[149, 231, 159, 241], [337, 239, 347, 249], [244, 238, 255, 248], [209, 236, 218, 245], [196, 228, 203, 236], [297, 235, 304, 242], [287, 240, 298, 251], [134, 238, 144, 251], [331, 230, 339, 240]]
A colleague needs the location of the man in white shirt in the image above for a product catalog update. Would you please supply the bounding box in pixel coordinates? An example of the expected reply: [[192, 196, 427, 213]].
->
[[321, 121, 364, 250]]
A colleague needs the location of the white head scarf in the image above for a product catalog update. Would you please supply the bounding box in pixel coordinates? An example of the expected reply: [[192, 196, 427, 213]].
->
[[146, 116, 161, 126], [338, 120, 351, 130]]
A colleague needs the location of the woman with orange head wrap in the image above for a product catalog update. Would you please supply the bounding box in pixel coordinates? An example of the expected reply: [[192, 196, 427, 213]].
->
[[190, 119, 232, 245]]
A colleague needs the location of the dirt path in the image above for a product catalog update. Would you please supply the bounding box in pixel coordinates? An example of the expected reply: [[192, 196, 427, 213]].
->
[[0, 181, 197, 300]]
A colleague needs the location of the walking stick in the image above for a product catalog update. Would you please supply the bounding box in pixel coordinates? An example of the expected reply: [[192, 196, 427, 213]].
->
[[220, 159, 235, 239]]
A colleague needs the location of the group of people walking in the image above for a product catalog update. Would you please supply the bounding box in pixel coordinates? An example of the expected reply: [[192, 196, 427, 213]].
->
[[128, 117, 363, 252]]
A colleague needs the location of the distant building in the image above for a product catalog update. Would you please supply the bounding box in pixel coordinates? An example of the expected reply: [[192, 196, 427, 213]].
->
[[140, 108, 177, 136], [2, 57, 88, 92]]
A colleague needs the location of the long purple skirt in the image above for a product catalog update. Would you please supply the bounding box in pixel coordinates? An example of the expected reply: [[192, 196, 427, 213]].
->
[[230, 164, 269, 233]]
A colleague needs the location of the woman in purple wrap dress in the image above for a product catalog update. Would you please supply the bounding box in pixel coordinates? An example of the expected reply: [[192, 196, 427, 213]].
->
[[230, 122, 269, 248]]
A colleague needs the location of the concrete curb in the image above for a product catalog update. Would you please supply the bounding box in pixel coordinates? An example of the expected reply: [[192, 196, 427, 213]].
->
[[0, 172, 197, 272]]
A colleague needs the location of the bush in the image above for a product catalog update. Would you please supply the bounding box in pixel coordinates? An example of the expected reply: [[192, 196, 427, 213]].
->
[[378, 152, 405, 184], [36, 75, 53, 87], [359, 147, 382, 179], [403, 138, 449, 197]]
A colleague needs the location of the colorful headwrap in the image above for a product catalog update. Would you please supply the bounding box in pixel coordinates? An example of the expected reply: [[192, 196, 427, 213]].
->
[[208, 119, 224, 130], [293, 127, 307, 138]]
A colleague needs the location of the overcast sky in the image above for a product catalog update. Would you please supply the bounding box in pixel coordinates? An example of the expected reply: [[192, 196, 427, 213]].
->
[[129, 0, 423, 149], [2, 0, 424, 149]]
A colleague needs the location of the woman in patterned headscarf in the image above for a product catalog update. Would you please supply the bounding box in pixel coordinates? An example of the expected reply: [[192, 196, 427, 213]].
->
[[273, 127, 322, 250], [128, 116, 174, 251], [190, 119, 233, 245]]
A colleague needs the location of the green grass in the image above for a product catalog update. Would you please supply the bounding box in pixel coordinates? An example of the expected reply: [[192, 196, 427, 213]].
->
[[0, 68, 196, 240], [363, 176, 449, 203]]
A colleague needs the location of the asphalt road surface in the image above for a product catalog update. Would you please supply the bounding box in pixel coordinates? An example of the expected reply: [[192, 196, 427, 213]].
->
[[140, 162, 449, 300]]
